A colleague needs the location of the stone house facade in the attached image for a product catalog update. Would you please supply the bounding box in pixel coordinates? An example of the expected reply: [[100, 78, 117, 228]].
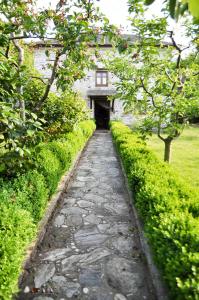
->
[[33, 36, 133, 129]]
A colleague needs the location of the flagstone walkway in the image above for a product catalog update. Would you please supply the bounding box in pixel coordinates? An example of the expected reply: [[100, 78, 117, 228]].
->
[[18, 131, 155, 300]]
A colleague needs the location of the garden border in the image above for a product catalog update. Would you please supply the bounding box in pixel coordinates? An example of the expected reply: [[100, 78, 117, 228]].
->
[[112, 134, 169, 300], [18, 134, 93, 285]]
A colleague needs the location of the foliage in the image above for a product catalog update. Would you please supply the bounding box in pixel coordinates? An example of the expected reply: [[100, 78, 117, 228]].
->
[[43, 91, 89, 135], [0, 0, 116, 110], [0, 102, 45, 176], [35, 145, 62, 195], [148, 125, 199, 188], [0, 0, 116, 177], [78, 119, 96, 138], [1, 171, 49, 223], [0, 119, 96, 300], [111, 121, 199, 299], [0, 203, 36, 300], [23, 77, 45, 111], [128, 0, 199, 20], [106, 5, 199, 162]]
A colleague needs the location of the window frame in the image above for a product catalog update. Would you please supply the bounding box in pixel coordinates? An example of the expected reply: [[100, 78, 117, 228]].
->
[[95, 70, 108, 87]]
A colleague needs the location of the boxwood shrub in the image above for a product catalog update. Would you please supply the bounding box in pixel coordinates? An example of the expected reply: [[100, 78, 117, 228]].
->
[[0, 203, 36, 300], [110, 121, 199, 300], [0, 120, 96, 300]]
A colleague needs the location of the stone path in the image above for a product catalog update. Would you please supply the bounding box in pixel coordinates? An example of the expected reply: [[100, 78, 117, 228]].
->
[[18, 131, 155, 300]]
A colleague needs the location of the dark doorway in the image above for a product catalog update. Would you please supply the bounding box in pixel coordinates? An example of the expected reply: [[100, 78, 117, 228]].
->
[[94, 97, 110, 129]]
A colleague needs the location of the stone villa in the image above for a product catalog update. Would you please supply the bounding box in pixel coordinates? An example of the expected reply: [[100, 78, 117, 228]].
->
[[33, 35, 134, 129]]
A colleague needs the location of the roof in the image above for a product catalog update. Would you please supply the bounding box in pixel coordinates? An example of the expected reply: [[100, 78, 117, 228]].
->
[[31, 34, 172, 48], [31, 34, 138, 48]]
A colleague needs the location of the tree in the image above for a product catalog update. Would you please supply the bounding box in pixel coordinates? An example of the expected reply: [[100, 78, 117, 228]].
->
[[0, 0, 115, 114], [0, 0, 116, 173], [106, 3, 199, 162], [128, 0, 199, 20]]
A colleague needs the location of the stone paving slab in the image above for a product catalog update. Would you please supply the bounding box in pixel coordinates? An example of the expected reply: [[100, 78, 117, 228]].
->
[[17, 131, 155, 300]]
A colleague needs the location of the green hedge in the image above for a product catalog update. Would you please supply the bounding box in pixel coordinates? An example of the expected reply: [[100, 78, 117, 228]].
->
[[110, 121, 199, 300], [0, 120, 95, 300], [0, 205, 35, 300]]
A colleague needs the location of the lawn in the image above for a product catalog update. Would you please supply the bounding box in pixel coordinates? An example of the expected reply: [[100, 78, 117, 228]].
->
[[147, 125, 199, 189]]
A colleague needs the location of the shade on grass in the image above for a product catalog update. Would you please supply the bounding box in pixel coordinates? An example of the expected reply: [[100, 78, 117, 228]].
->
[[147, 125, 199, 189]]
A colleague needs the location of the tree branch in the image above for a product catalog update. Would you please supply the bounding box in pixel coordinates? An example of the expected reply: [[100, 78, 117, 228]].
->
[[168, 31, 183, 91], [157, 124, 166, 142], [168, 31, 182, 52], [165, 69, 175, 83], [8, 35, 53, 41], [5, 44, 10, 58], [36, 50, 63, 110], [31, 76, 47, 84], [11, 33, 25, 122], [140, 77, 158, 109], [11, 34, 24, 66]]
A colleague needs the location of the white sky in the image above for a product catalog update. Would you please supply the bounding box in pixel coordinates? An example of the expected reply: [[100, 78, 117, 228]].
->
[[36, 0, 186, 44], [36, 0, 164, 28]]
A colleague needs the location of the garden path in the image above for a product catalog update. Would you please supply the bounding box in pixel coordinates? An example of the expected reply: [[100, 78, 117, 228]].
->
[[18, 131, 155, 300]]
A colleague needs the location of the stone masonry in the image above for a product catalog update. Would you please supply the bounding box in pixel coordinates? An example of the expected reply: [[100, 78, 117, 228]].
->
[[17, 131, 155, 300]]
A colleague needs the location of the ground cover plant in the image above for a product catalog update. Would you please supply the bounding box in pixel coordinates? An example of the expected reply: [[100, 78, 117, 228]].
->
[[110, 121, 199, 300], [147, 125, 199, 189], [0, 119, 96, 300]]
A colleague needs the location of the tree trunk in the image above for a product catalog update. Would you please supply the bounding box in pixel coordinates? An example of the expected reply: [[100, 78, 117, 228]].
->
[[164, 138, 172, 163], [11, 34, 25, 122]]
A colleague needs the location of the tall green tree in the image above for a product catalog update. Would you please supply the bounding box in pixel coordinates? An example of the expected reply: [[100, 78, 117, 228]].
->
[[106, 3, 199, 162]]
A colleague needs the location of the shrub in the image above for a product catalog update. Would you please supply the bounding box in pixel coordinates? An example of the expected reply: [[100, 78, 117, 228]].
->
[[0, 119, 96, 300], [78, 120, 96, 138], [0, 203, 35, 300], [0, 171, 48, 223], [35, 145, 63, 195], [45, 141, 73, 173], [110, 121, 199, 299], [43, 91, 90, 135]]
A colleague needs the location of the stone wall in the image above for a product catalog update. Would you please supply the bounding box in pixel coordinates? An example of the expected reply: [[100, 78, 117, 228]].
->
[[33, 46, 133, 125]]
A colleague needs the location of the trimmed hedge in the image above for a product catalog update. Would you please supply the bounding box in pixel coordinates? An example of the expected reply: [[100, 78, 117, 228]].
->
[[110, 121, 199, 300], [0, 205, 35, 300], [0, 120, 95, 300]]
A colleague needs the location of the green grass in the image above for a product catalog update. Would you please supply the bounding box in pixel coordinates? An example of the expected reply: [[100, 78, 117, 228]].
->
[[147, 125, 199, 189]]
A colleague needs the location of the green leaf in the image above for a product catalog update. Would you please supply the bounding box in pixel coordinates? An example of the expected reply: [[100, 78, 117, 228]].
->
[[39, 118, 47, 124], [169, 0, 177, 18], [27, 130, 34, 136], [179, 3, 189, 16], [30, 112, 38, 120], [45, 49, 50, 57], [189, 0, 199, 18], [145, 0, 155, 5]]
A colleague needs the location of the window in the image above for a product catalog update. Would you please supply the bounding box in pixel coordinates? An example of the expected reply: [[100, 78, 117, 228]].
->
[[96, 70, 108, 87]]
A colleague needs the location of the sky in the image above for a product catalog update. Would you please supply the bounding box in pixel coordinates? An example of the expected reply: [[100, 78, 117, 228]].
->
[[36, 0, 164, 29], [36, 0, 186, 45]]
